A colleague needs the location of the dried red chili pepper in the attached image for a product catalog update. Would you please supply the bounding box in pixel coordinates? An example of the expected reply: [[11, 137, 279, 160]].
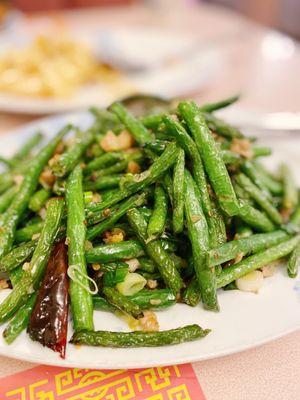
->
[[28, 240, 69, 358]]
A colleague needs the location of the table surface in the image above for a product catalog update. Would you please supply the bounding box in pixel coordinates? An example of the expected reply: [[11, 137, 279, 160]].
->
[[0, 3, 300, 399]]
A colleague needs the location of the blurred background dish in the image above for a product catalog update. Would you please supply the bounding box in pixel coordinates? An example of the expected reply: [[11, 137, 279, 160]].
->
[[0, 35, 122, 98], [0, 23, 223, 114], [0, 0, 298, 120]]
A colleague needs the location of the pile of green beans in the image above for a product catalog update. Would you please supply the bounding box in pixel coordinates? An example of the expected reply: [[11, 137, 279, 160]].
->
[[0, 94, 299, 354]]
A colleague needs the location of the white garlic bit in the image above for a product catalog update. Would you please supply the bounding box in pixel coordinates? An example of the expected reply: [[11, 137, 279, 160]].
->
[[22, 262, 30, 271], [147, 279, 158, 289], [261, 263, 278, 278], [126, 258, 140, 272], [236, 270, 264, 294], [139, 311, 159, 332], [0, 279, 9, 290], [38, 207, 47, 220]]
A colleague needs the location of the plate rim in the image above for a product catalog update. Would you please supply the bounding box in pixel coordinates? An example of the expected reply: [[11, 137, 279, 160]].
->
[[0, 323, 299, 369]]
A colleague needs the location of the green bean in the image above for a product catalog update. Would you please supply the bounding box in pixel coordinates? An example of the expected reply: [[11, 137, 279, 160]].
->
[[66, 164, 94, 332], [94, 288, 176, 312], [138, 257, 157, 273], [95, 261, 127, 273], [29, 188, 51, 212], [0, 156, 14, 169], [90, 108, 120, 133], [3, 294, 37, 344], [0, 197, 64, 323], [86, 142, 104, 158], [223, 281, 238, 291], [280, 164, 298, 216], [51, 129, 95, 178], [184, 170, 218, 311], [182, 277, 201, 307], [0, 172, 13, 194], [84, 152, 124, 175], [259, 174, 283, 196], [143, 139, 242, 167], [155, 238, 178, 256], [10, 132, 43, 165], [287, 243, 300, 278], [22, 201, 63, 285], [216, 235, 300, 288], [138, 206, 152, 223], [71, 324, 210, 348], [241, 161, 272, 199], [238, 200, 275, 232], [86, 240, 145, 263], [0, 126, 70, 258], [172, 148, 185, 234], [0, 186, 17, 213], [147, 185, 168, 239], [253, 162, 283, 195], [166, 255, 186, 271], [163, 172, 174, 205], [15, 222, 44, 244], [140, 113, 165, 130], [139, 271, 162, 280], [87, 192, 148, 240], [128, 289, 176, 309], [162, 116, 212, 215], [87, 142, 179, 214], [91, 160, 127, 178], [127, 208, 183, 295], [103, 287, 143, 319], [199, 95, 240, 113], [0, 142, 39, 193], [93, 151, 143, 179], [92, 295, 116, 312], [252, 146, 272, 158], [221, 150, 241, 165], [291, 204, 300, 226], [143, 140, 168, 155], [236, 173, 282, 224], [235, 220, 253, 239], [109, 102, 153, 145], [84, 191, 94, 204], [179, 101, 239, 216], [233, 182, 252, 202], [86, 197, 125, 225], [118, 173, 137, 191], [104, 265, 129, 289], [208, 193, 227, 248], [9, 265, 23, 287], [208, 230, 289, 267], [83, 175, 121, 191], [202, 112, 243, 139], [0, 240, 37, 273]]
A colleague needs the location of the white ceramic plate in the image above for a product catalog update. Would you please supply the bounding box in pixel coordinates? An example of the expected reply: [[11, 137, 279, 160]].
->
[[0, 27, 222, 114], [0, 112, 299, 369]]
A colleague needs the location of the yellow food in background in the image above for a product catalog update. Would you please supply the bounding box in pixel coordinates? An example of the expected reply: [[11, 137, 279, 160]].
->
[[0, 36, 120, 98]]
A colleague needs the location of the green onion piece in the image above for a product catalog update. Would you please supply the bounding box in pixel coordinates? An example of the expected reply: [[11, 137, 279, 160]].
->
[[117, 273, 147, 296]]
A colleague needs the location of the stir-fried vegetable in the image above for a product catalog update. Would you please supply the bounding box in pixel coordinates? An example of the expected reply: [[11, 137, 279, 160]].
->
[[0, 93, 298, 356]]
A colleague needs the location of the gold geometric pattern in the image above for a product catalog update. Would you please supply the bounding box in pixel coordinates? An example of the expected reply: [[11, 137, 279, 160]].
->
[[2, 364, 205, 400]]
